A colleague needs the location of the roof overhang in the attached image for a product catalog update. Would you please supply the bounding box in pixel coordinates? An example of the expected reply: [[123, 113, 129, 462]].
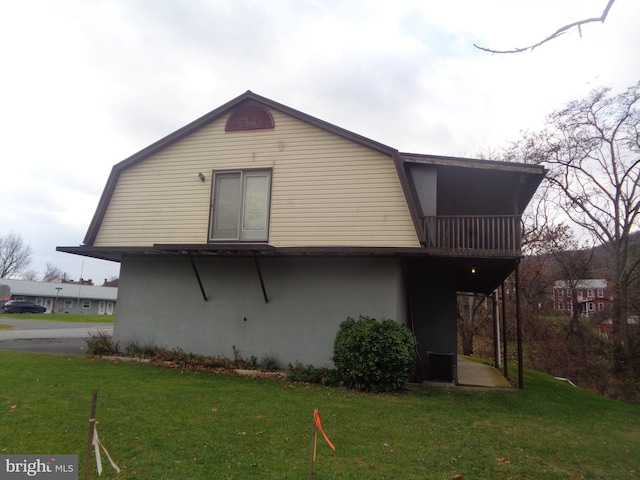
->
[[57, 244, 431, 262], [57, 244, 518, 295], [399, 153, 547, 217]]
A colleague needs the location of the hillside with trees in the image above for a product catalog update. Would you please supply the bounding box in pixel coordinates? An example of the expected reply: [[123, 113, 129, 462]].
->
[[462, 82, 640, 404]]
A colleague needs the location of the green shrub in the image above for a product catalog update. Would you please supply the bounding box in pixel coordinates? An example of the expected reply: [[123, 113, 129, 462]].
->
[[333, 316, 415, 392]]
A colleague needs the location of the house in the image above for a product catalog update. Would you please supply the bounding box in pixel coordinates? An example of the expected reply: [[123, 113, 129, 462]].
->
[[0, 278, 117, 315], [553, 279, 611, 316], [57, 91, 545, 383]]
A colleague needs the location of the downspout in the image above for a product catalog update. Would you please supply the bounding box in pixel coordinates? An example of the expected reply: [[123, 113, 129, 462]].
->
[[514, 182, 524, 387]]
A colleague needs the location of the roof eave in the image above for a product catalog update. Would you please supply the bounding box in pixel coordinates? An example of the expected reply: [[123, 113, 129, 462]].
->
[[401, 152, 548, 176], [391, 152, 426, 244]]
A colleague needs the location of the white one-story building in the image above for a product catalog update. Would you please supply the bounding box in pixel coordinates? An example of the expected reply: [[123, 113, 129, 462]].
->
[[0, 278, 117, 315]]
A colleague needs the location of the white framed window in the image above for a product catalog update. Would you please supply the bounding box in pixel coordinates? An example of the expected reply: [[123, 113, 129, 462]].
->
[[598, 302, 605, 311], [587, 289, 594, 298], [558, 302, 564, 310], [588, 302, 595, 312], [558, 289, 564, 298], [597, 289, 604, 298], [64, 299, 73, 309], [82, 300, 91, 309], [209, 169, 271, 241]]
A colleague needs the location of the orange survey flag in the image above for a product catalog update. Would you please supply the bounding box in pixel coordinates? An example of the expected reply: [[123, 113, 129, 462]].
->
[[313, 409, 336, 451]]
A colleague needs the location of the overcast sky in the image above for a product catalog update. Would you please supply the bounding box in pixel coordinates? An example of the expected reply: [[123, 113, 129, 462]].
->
[[1, 0, 638, 283]]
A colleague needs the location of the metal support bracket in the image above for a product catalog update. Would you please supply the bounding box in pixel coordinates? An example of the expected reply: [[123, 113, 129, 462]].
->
[[253, 254, 269, 303], [189, 253, 209, 301]]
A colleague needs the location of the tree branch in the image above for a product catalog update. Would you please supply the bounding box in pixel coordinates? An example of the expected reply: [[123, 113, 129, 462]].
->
[[474, 0, 616, 54]]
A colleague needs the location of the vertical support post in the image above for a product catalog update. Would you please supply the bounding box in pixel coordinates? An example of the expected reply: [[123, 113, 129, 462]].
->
[[514, 214, 521, 255], [493, 291, 500, 368], [501, 282, 508, 378], [515, 261, 524, 389], [84, 389, 98, 480]]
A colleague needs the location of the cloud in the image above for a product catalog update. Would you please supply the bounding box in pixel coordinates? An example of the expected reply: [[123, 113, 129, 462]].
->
[[0, 0, 638, 281]]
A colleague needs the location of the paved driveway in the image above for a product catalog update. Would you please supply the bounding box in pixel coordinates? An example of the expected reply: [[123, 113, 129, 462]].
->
[[0, 318, 113, 354]]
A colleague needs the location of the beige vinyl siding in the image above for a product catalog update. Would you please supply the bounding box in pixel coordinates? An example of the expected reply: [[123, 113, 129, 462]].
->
[[93, 111, 419, 247]]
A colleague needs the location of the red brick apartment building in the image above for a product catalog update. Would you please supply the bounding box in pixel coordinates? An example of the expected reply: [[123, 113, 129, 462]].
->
[[553, 279, 611, 316]]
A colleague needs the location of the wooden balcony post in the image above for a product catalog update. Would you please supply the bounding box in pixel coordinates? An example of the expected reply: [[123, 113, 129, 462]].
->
[[516, 260, 524, 389]]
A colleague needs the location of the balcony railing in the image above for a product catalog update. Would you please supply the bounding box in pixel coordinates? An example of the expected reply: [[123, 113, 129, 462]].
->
[[422, 215, 521, 256]]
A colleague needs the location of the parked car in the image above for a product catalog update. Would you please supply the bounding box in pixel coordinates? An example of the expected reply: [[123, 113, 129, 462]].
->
[[2, 300, 47, 314]]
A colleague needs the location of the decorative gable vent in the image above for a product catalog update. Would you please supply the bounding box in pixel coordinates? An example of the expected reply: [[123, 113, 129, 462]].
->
[[225, 103, 274, 131]]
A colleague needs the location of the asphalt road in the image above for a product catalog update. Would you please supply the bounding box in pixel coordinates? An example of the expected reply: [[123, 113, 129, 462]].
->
[[0, 318, 113, 354]]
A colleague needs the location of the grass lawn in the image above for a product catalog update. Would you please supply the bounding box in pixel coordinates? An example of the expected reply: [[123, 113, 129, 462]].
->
[[1, 351, 639, 480], [0, 313, 114, 323]]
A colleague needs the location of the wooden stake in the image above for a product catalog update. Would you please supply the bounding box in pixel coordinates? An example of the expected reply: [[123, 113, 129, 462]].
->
[[84, 389, 97, 480], [307, 418, 317, 479]]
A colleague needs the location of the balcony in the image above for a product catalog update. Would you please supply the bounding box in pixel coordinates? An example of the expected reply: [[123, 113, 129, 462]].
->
[[422, 215, 521, 257]]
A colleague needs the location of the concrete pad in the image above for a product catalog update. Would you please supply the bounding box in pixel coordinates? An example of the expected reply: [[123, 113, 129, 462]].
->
[[457, 357, 513, 388]]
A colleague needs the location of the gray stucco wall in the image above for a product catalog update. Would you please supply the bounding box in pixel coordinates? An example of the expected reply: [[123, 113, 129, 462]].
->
[[113, 255, 408, 367]]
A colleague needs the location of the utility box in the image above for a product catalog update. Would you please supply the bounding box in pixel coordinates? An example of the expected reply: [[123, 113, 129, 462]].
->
[[427, 351, 456, 383]]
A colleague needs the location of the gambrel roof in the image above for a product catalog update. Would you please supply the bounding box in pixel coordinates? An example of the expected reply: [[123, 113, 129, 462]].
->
[[57, 91, 546, 294], [76, 90, 544, 248], [82, 91, 404, 246]]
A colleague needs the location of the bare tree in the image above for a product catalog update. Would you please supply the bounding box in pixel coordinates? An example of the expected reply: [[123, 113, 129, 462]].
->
[[516, 218, 571, 369], [629, 240, 640, 318], [546, 227, 597, 340], [474, 0, 616, 54], [504, 82, 640, 363], [457, 293, 492, 356], [511, 217, 618, 393], [0, 232, 33, 278], [42, 263, 68, 283], [20, 270, 39, 281]]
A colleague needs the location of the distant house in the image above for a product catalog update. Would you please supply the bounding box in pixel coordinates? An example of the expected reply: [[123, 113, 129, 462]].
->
[[599, 314, 640, 339], [58, 91, 545, 383], [553, 279, 611, 316], [101, 278, 119, 288], [0, 278, 117, 315]]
